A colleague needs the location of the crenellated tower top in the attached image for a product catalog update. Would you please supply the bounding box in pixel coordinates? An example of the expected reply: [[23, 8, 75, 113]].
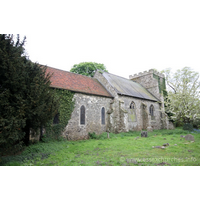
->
[[129, 69, 165, 80], [129, 69, 166, 102]]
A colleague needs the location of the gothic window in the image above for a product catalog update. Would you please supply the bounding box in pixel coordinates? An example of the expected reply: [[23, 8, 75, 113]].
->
[[80, 105, 85, 125], [129, 101, 137, 122], [53, 113, 59, 124], [101, 107, 105, 125], [149, 105, 155, 120], [130, 101, 135, 109]]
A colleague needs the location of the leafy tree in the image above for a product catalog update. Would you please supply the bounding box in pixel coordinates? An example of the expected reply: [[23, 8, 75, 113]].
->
[[0, 34, 58, 152], [70, 62, 108, 77], [162, 67, 200, 127]]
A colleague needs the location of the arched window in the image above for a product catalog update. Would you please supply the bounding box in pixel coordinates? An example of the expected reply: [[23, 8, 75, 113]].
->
[[80, 105, 85, 125], [149, 105, 155, 120], [130, 101, 135, 109], [101, 107, 105, 125], [129, 101, 137, 122]]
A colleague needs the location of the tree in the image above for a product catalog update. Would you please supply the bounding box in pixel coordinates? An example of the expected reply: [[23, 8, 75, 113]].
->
[[0, 34, 58, 152], [70, 62, 108, 77], [162, 67, 200, 127], [21, 61, 58, 145]]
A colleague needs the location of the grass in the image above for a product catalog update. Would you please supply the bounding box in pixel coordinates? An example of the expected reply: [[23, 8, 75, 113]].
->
[[1, 128, 200, 166]]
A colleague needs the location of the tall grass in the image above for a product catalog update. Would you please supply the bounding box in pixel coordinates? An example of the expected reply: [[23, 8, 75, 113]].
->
[[1, 128, 200, 166]]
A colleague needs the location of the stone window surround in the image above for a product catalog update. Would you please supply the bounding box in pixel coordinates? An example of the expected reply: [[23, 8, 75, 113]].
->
[[149, 104, 155, 120], [101, 107, 105, 125], [80, 105, 86, 125], [130, 101, 135, 109], [128, 101, 137, 122], [79, 105, 107, 126]]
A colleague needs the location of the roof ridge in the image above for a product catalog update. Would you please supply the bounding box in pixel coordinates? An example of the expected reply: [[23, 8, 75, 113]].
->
[[102, 71, 131, 81]]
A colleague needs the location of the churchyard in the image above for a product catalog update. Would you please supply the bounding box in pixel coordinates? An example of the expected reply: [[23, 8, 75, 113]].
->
[[1, 128, 200, 166]]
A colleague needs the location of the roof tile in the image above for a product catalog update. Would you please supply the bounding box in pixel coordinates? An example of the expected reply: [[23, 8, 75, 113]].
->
[[45, 66, 112, 98]]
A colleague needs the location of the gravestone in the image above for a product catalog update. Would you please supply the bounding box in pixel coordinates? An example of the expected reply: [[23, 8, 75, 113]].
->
[[163, 143, 169, 146], [185, 134, 195, 142], [141, 131, 148, 137]]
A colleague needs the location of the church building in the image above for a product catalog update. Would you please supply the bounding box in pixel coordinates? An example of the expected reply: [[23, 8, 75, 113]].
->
[[45, 66, 174, 140]]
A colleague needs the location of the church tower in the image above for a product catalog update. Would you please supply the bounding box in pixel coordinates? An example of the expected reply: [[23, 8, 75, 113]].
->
[[129, 69, 166, 102]]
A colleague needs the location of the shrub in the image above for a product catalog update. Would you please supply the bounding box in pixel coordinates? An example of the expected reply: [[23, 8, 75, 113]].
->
[[0, 140, 68, 166], [97, 132, 108, 140], [193, 118, 200, 129], [88, 132, 97, 139], [183, 123, 193, 131]]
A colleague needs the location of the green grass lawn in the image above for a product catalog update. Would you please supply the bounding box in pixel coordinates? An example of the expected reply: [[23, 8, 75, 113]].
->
[[1, 128, 200, 166]]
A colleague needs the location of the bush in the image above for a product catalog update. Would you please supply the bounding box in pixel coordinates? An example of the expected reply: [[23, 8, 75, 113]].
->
[[0, 140, 68, 166], [97, 132, 108, 140], [88, 132, 97, 139], [193, 119, 200, 129], [183, 123, 193, 131]]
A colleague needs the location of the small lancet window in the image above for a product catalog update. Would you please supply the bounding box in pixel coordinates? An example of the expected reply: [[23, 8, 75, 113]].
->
[[149, 105, 155, 120], [101, 107, 105, 125], [130, 101, 135, 109], [149, 105, 154, 116], [80, 105, 85, 125]]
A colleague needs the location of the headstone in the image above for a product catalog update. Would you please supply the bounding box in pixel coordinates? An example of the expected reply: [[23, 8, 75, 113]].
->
[[155, 146, 161, 148], [163, 143, 169, 146], [141, 131, 148, 137], [185, 134, 195, 142], [107, 133, 110, 139]]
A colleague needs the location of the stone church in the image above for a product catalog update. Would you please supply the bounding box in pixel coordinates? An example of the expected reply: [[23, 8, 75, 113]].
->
[[46, 66, 174, 140]]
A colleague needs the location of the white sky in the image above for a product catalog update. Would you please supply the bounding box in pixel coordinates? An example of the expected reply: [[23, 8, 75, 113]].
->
[[2, 0, 200, 193], [2, 0, 200, 79]]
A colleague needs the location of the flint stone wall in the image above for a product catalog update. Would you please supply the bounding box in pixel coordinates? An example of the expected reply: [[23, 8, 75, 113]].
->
[[119, 96, 162, 131], [64, 93, 112, 140]]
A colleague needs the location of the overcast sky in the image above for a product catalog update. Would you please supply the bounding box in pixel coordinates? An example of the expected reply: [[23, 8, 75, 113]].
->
[[3, 0, 200, 79]]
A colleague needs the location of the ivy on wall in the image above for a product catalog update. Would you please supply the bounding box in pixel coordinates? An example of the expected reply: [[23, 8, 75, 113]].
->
[[44, 89, 75, 140], [153, 73, 167, 97]]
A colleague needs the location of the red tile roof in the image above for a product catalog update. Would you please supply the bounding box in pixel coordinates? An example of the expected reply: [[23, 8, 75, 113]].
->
[[45, 66, 113, 98]]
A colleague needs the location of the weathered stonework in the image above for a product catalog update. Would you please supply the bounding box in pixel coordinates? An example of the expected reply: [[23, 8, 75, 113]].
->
[[28, 66, 174, 142], [129, 69, 165, 103], [62, 69, 173, 140], [94, 71, 118, 97], [64, 93, 112, 140], [118, 96, 162, 131]]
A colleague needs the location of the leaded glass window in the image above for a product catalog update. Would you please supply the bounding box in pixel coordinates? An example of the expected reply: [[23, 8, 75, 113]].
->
[[101, 107, 105, 125], [80, 105, 85, 125]]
